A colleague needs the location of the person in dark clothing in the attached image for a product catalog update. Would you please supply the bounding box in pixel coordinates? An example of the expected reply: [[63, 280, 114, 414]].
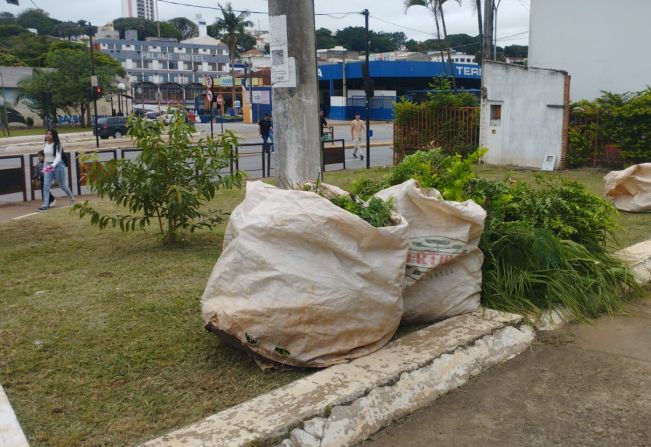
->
[[32, 149, 56, 206], [258, 113, 273, 154], [320, 110, 328, 138]]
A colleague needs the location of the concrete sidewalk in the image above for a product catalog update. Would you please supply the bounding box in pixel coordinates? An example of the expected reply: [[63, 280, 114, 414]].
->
[[363, 298, 651, 447]]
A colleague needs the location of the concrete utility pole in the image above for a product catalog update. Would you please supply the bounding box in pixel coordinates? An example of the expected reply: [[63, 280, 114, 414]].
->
[[483, 0, 494, 62], [268, 0, 321, 188]]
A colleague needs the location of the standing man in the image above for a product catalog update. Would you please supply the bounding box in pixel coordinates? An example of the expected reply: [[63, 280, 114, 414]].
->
[[350, 112, 366, 160], [319, 110, 328, 139], [259, 112, 273, 154]]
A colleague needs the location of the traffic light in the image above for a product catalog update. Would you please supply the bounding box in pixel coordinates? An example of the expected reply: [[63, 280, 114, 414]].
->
[[92, 86, 103, 100]]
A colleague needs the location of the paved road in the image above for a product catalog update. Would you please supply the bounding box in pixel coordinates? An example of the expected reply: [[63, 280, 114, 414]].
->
[[363, 298, 651, 447], [0, 122, 394, 156]]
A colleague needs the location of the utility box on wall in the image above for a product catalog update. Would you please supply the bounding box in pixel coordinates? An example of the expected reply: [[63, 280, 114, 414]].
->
[[479, 61, 570, 170]]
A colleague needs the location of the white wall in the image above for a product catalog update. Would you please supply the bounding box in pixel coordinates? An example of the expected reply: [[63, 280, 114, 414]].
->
[[529, 0, 651, 100], [480, 62, 568, 169]]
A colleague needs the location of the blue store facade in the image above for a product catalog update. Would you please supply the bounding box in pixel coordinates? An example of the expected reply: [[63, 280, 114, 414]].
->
[[317, 60, 481, 120]]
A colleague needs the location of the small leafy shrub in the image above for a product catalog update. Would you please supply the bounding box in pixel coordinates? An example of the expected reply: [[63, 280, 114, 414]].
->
[[25, 116, 34, 127], [386, 148, 487, 201], [73, 110, 243, 243], [470, 177, 618, 251]]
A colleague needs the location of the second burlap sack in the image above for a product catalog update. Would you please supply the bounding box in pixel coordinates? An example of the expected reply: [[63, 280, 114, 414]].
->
[[376, 179, 486, 323]]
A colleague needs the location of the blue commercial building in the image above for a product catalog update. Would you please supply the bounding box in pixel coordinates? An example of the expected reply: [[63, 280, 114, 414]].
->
[[317, 60, 481, 120]]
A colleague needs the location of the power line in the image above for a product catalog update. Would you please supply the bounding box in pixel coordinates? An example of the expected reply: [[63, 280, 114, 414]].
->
[[369, 15, 437, 38], [157, 0, 360, 18]]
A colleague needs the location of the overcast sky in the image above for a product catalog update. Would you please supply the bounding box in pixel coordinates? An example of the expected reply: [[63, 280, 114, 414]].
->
[[1, 0, 530, 46]]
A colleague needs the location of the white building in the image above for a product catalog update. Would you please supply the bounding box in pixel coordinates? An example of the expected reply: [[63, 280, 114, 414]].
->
[[479, 61, 570, 170], [529, 0, 651, 100], [121, 0, 157, 21], [96, 24, 119, 40], [430, 51, 477, 65]]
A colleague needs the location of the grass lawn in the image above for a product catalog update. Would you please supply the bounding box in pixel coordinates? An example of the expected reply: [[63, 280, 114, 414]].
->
[[1, 165, 650, 446], [1, 127, 92, 138]]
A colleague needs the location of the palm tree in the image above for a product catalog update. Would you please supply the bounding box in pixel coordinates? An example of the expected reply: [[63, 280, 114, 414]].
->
[[404, 0, 460, 86], [213, 2, 253, 114]]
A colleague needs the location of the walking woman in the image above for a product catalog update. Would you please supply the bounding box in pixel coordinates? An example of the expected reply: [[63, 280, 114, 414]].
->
[[37, 129, 75, 211]]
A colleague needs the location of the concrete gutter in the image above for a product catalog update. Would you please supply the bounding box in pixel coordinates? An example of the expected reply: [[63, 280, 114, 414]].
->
[[0, 385, 29, 447], [142, 309, 534, 447]]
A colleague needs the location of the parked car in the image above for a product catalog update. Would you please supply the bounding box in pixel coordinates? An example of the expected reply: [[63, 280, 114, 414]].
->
[[94, 117, 129, 139]]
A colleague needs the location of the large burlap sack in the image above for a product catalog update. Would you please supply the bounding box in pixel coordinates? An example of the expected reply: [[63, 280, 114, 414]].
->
[[375, 179, 486, 323], [202, 181, 409, 368], [604, 163, 651, 212]]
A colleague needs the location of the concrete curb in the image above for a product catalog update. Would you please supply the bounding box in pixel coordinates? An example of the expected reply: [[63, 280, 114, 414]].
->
[[0, 385, 29, 447], [141, 310, 533, 447]]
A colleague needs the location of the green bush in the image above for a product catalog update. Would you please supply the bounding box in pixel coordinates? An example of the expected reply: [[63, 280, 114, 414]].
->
[[568, 89, 651, 166], [369, 149, 636, 319], [25, 116, 34, 127], [73, 110, 242, 243]]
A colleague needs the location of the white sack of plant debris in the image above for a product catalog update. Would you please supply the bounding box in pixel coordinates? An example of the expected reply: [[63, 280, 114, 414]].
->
[[202, 180, 409, 368], [604, 163, 651, 212], [375, 179, 486, 323]]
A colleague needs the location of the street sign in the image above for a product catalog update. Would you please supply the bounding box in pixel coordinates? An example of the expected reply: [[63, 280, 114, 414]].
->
[[206, 90, 213, 103], [90, 75, 98, 87], [216, 95, 223, 105]]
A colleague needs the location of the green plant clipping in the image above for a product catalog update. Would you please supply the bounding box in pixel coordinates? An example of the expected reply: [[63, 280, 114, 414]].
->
[[73, 110, 243, 243], [329, 195, 396, 228]]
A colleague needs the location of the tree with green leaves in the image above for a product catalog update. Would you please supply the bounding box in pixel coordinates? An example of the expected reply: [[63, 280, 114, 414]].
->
[[167, 17, 198, 40], [316, 27, 337, 49], [17, 8, 59, 35], [0, 34, 55, 67], [73, 112, 243, 244], [212, 2, 253, 109], [0, 12, 16, 25], [17, 69, 60, 127], [0, 51, 25, 66], [0, 23, 28, 38], [19, 45, 125, 127], [52, 21, 85, 40]]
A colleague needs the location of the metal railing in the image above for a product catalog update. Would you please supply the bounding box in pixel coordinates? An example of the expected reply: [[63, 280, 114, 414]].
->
[[0, 155, 27, 202], [393, 106, 480, 163], [1, 140, 349, 204], [322, 139, 346, 171]]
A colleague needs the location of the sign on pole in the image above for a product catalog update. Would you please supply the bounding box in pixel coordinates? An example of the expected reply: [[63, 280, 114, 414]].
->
[[90, 75, 98, 87]]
